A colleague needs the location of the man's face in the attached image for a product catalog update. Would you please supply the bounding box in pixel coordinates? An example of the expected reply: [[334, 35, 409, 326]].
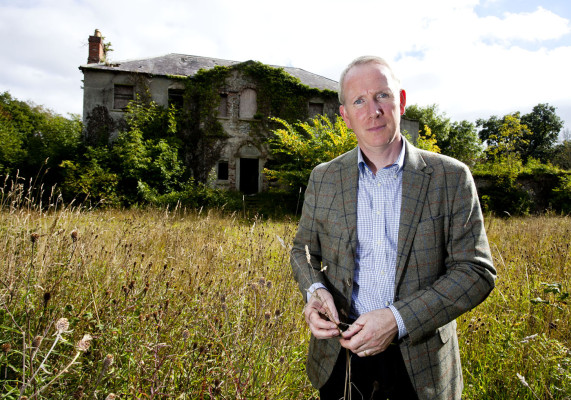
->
[[339, 63, 406, 153]]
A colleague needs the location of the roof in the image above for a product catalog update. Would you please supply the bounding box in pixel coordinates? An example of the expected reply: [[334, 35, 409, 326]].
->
[[79, 53, 339, 92]]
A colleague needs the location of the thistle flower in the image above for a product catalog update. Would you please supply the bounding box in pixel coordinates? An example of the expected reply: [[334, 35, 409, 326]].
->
[[30, 233, 40, 243], [55, 318, 70, 334], [76, 334, 93, 352], [70, 229, 79, 242]]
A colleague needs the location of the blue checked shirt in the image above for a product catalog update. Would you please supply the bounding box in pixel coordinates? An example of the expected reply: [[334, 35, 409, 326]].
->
[[308, 142, 408, 339], [354, 143, 407, 339]]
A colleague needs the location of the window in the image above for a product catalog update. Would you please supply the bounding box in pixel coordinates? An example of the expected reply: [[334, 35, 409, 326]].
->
[[114, 84, 134, 110], [218, 94, 228, 117], [217, 161, 229, 180], [308, 102, 324, 118], [239, 89, 257, 119], [168, 89, 184, 109]]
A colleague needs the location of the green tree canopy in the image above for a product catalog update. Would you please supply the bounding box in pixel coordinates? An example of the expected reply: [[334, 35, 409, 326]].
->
[[478, 103, 563, 163], [403, 104, 482, 165], [520, 103, 564, 162], [264, 115, 356, 190], [0, 91, 82, 183]]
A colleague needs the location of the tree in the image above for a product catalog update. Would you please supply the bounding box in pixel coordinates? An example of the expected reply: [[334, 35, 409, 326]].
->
[[403, 104, 482, 165], [483, 113, 531, 161], [477, 113, 532, 161], [551, 140, 571, 170], [478, 104, 564, 163], [0, 91, 82, 184], [520, 103, 563, 162], [264, 115, 356, 190], [403, 104, 450, 145], [446, 120, 483, 166]]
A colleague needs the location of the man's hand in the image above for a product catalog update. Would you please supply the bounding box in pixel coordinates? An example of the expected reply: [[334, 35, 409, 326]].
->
[[339, 308, 398, 357], [304, 288, 341, 339]]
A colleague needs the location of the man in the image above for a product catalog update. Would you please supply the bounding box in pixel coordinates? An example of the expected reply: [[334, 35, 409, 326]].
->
[[291, 56, 496, 400]]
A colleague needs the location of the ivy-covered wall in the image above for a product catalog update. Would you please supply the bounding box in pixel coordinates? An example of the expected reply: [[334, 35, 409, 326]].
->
[[82, 60, 339, 193]]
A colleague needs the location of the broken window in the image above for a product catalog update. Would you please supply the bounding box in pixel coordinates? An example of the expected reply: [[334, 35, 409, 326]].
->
[[308, 102, 324, 118], [239, 89, 257, 119], [218, 94, 228, 118], [168, 89, 184, 109], [114, 84, 134, 110], [217, 161, 229, 180]]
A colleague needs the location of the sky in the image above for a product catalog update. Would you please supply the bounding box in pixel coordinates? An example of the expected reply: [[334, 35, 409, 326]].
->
[[1, 0, 570, 136]]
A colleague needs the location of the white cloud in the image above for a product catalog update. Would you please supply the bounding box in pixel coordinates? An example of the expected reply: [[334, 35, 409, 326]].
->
[[0, 0, 569, 130]]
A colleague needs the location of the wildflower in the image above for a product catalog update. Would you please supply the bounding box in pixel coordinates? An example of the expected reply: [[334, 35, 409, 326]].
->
[[30, 233, 40, 243], [76, 334, 93, 352], [55, 318, 70, 334], [70, 229, 79, 242], [2, 343, 11, 353], [32, 336, 43, 348], [264, 311, 271, 320]]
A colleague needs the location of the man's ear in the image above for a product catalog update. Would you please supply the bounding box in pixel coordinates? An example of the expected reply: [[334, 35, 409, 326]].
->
[[339, 105, 352, 129], [399, 89, 407, 115]]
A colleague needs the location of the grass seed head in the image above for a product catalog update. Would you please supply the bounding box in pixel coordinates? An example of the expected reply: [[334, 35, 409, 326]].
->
[[32, 335, 43, 348], [2, 343, 11, 353], [103, 354, 114, 370]]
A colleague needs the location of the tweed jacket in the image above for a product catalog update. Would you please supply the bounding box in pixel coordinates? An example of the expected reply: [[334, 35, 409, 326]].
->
[[291, 138, 496, 400]]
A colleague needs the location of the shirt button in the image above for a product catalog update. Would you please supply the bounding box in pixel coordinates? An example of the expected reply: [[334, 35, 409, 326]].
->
[[377, 183, 381, 187], [376, 211, 381, 215], [376, 240, 382, 245]]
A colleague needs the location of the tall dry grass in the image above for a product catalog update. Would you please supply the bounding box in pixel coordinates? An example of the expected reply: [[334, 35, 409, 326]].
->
[[0, 179, 570, 399]]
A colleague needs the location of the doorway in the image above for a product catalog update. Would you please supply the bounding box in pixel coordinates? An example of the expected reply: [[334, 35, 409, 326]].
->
[[239, 158, 259, 194]]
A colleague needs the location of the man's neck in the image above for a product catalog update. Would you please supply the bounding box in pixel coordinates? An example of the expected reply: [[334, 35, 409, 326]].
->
[[360, 136, 403, 175]]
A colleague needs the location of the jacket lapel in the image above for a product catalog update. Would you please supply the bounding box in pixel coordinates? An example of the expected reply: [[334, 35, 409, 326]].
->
[[339, 148, 359, 260], [395, 139, 433, 290]]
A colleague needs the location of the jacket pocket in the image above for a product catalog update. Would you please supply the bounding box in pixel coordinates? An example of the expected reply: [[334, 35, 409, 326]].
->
[[438, 320, 457, 344]]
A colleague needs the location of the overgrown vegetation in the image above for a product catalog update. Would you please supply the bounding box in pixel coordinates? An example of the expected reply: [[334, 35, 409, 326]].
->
[[0, 184, 569, 399]]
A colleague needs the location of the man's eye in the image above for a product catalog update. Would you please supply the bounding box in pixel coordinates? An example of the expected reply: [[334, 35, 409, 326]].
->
[[354, 99, 364, 105], [377, 93, 390, 100]]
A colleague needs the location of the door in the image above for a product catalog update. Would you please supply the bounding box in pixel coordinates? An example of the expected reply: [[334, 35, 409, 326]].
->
[[240, 158, 259, 194]]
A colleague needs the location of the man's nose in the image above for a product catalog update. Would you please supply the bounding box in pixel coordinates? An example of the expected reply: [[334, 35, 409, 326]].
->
[[369, 101, 383, 117]]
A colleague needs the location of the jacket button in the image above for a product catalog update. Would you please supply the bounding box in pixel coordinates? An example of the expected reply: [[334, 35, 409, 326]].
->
[[345, 278, 352, 287]]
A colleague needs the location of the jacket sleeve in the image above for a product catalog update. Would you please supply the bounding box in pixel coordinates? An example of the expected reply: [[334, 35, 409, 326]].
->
[[290, 167, 327, 301]]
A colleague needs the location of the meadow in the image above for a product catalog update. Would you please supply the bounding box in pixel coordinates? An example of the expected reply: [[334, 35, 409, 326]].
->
[[1, 186, 570, 399]]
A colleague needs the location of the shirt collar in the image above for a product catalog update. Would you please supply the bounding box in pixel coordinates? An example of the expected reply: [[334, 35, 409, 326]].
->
[[357, 140, 406, 173]]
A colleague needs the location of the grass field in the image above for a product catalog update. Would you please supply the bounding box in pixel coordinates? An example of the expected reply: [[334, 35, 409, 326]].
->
[[1, 194, 570, 398]]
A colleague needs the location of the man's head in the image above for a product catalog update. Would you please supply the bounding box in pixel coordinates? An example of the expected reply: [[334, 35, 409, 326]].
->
[[338, 56, 401, 105], [338, 56, 406, 155]]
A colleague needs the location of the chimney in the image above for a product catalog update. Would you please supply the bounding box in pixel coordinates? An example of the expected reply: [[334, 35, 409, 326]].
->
[[87, 29, 105, 64]]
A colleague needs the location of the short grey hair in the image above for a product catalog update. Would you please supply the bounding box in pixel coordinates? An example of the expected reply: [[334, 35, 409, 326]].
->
[[338, 56, 401, 105]]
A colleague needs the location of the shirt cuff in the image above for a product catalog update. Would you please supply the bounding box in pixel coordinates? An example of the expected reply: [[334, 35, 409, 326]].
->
[[306, 282, 327, 302], [388, 305, 408, 339]]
